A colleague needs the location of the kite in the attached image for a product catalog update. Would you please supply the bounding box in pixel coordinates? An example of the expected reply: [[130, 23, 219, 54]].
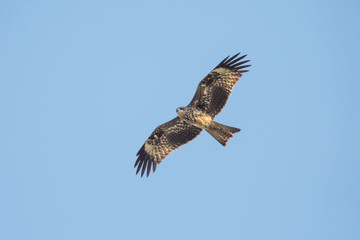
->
[[135, 52, 250, 177]]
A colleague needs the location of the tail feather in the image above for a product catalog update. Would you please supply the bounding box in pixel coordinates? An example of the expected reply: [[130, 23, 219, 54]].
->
[[205, 121, 241, 146]]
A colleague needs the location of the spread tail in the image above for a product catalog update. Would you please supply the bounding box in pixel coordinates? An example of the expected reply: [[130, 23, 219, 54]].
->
[[205, 121, 241, 146]]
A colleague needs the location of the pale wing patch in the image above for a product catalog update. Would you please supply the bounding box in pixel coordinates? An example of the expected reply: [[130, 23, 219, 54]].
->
[[212, 67, 231, 75], [144, 140, 154, 154]]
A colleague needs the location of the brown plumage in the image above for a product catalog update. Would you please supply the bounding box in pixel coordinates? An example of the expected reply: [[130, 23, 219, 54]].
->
[[135, 52, 250, 177]]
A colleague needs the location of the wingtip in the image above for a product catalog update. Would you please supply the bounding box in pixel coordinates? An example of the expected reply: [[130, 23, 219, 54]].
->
[[136, 164, 142, 175], [215, 52, 250, 71], [153, 162, 157, 173], [146, 160, 152, 177], [225, 52, 241, 63], [237, 64, 251, 70]]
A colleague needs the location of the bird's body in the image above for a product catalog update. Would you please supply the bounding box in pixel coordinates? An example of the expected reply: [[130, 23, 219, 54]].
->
[[135, 52, 250, 177], [176, 106, 212, 129]]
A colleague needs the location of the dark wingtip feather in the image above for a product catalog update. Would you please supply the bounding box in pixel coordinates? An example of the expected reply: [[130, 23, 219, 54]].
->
[[134, 145, 145, 168], [146, 159, 152, 177], [215, 55, 230, 68], [136, 158, 144, 175], [236, 64, 251, 70], [231, 60, 250, 68], [215, 52, 251, 73], [140, 159, 147, 177], [136, 145, 144, 157], [134, 158, 140, 168], [135, 148, 156, 178], [224, 52, 241, 64], [153, 162, 157, 173]]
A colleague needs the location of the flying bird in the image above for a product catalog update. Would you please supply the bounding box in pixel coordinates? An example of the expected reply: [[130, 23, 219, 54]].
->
[[135, 52, 250, 177]]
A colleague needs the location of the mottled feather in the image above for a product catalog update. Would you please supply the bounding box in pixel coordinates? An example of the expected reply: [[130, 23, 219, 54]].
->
[[135, 117, 202, 177], [189, 53, 250, 117]]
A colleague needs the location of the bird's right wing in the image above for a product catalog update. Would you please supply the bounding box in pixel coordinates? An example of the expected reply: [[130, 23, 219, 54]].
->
[[188, 53, 250, 117], [135, 117, 202, 177]]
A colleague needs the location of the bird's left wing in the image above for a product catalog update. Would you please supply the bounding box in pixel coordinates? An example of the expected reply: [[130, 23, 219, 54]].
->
[[135, 117, 202, 177], [188, 53, 250, 117]]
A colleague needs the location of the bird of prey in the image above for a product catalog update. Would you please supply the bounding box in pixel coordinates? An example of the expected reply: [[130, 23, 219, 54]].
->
[[135, 52, 250, 177]]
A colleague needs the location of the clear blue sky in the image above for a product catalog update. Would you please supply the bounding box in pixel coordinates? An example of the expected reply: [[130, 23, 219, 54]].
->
[[1, 1, 359, 239]]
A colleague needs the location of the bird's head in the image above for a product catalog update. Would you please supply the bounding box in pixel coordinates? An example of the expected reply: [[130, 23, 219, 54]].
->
[[176, 107, 186, 117]]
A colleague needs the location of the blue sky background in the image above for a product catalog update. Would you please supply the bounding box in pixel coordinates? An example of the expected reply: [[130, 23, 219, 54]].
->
[[1, 1, 359, 239]]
